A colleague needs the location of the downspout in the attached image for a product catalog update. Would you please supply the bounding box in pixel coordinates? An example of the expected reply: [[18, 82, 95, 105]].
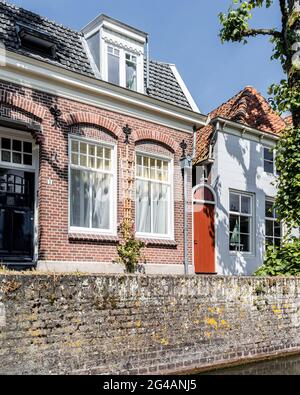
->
[[180, 150, 191, 276], [146, 35, 150, 94], [180, 124, 198, 276]]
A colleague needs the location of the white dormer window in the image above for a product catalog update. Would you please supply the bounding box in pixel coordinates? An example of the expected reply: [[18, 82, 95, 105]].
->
[[106, 45, 139, 91], [82, 14, 146, 94]]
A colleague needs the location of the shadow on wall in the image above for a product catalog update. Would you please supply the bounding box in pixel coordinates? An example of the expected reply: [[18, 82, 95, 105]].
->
[[213, 129, 267, 276]]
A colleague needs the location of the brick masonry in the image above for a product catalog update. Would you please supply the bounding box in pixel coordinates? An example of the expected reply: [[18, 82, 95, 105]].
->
[[0, 80, 194, 268], [0, 274, 300, 375]]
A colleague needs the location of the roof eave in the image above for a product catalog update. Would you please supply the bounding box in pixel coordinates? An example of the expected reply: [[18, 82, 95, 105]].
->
[[211, 116, 280, 141]]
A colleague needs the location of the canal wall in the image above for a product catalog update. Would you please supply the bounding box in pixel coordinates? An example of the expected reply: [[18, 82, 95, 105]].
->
[[0, 274, 300, 375]]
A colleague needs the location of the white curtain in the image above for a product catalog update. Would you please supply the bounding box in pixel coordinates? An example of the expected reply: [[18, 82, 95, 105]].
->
[[92, 173, 110, 229], [71, 169, 90, 228], [153, 183, 168, 235], [136, 180, 151, 233]]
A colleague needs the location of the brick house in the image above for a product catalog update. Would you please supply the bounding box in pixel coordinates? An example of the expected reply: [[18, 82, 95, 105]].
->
[[193, 86, 298, 276], [0, 1, 207, 273]]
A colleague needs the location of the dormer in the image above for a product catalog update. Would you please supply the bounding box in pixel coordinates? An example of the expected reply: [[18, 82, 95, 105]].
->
[[82, 14, 147, 94]]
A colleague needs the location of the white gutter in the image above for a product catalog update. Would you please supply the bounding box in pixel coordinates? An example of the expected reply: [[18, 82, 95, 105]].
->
[[212, 117, 280, 141]]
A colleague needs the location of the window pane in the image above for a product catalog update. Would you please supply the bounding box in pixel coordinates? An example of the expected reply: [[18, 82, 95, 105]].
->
[[97, 147, 103, 158], [266, 237, 274, 246], [23, 154, 32, 166], [240, 234, 250, 252], [92, 173, 110, 229], [136, 180, 151, 233], [108, 52, 120, 85], [264, 160, 274, 174], [274, 221, 281, 238], [12, 140, 22, 152], [241, 196, 251, 214], [153, 183, 169, 235], [240, 216, 250, 234], [71, 140, 79, 153], [80, 142, 87, 154], [126, 59, 137, 90], [104, 148, 111, 160], [89, 145, 95, 157], [264, 148, 274, 162], [23, 142, 32, 153], [230, 193, 240, 212], [2, 151, 10, 162], [80, 155, 87, 167], [229, 214, 239, 233], [265, 220, 274, 237], [70, 169, 90, 228], [265, 200, 274, 218], [71, 153, 78, 165], [1, 138, 10, 150], [274, 238, 281, 247], [13, 152, 22, 164]]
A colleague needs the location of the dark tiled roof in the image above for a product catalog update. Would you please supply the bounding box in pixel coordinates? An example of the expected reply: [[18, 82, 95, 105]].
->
[[0, 1, 193, 110], [0, 0, 94, 76], [146, 61, 192, 110], [194, 86, 288, 165]]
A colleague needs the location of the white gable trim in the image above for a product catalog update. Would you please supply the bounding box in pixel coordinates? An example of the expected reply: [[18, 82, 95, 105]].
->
[[169, 64, 200, 113]]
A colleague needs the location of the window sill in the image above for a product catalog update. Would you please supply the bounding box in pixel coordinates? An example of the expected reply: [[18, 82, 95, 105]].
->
[[68, 233, 119, 243], [137, 238, 178, 248]]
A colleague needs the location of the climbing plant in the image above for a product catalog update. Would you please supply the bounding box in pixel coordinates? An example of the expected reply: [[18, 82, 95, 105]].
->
[[117, 219, 145, 274], [219, 0, 300, 275]]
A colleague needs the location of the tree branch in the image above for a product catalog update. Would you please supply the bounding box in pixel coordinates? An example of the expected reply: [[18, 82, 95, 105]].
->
[[241, 28, 282, 38]]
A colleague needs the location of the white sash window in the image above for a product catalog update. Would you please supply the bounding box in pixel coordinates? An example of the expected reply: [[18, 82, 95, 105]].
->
[[69, 137, 116, 234], [136, 153, 173, 239]]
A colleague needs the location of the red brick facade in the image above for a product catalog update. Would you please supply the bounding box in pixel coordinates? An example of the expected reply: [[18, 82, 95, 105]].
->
[[0, 80, 193, 271]]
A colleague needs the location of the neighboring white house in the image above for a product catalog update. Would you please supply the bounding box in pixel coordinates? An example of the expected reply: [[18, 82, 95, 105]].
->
[[193, 86, 297, 276]]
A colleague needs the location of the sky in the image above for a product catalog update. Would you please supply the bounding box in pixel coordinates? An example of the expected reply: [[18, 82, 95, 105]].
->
[[9, 0, 284, 114]]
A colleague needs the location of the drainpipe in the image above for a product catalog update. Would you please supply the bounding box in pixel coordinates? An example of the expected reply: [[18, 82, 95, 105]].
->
[[180, 132, 195, 276], [146, 35, 150, 94]]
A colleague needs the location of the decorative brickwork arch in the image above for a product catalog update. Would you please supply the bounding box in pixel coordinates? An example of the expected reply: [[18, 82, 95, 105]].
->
[[63, 112, 123, 139], [0, 90, 46, 120], [132, 129, 180, 154]]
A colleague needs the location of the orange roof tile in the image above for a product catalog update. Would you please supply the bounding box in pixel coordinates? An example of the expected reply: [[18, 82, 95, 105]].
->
[[195, 86, 289, 165]]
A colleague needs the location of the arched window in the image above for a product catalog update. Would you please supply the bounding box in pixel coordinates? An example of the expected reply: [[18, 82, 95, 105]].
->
[[193, 184, 216, 204]]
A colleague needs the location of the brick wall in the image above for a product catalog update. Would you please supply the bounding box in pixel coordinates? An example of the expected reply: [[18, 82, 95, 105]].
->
[[0, 274, 300, 375], [0, 80, 193, 268]]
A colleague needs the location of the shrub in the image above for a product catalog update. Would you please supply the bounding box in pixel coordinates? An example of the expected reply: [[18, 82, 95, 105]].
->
[[254, 238, 300, 277], [117, 219, 145, 274]]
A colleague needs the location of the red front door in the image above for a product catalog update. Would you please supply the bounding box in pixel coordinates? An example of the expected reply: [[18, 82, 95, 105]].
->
[[194, 202, 215, 274]]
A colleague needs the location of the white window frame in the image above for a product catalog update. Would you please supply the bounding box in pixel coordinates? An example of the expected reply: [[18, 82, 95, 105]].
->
[[68, 135, 117, 236], [0, 132, 35, 171], [263, 146, 280, 176], [104, 43, 142, 92], [229, 190, 254, 255], [265, 198, 282, 248], [135, 151, 174, 240]]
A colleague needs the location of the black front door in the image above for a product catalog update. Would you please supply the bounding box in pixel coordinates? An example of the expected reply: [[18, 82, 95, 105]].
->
[[0, 169, 35, 263]]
